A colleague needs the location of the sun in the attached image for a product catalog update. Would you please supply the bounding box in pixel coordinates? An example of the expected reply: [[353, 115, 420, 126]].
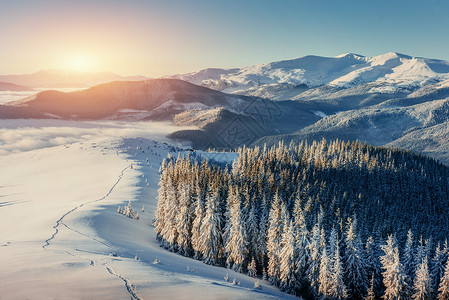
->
[[63, 53, 96, 72]]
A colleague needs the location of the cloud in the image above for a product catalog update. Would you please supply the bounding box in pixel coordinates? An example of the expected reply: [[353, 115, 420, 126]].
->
[[0, 119, 193, 156], [0, 91, 35, 105]]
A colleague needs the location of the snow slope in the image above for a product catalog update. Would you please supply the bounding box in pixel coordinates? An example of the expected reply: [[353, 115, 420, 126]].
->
[[0, 127, 296, 299]]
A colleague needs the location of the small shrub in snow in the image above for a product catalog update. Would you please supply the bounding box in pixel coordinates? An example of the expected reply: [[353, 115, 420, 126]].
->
[[247, 257, 257, 278], [117, 201, 139, 220], [254, 281, 262, 290], [224, 273, 229, 282]]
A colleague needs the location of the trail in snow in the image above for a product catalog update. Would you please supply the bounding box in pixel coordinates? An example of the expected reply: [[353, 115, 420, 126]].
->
[[106, 266, 142, 300], [42, 164, 131, 249], [39, 144, 146, 300], [39, 150, 144, 299]]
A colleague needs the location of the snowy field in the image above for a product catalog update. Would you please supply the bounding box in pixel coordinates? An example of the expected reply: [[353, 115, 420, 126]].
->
[[0, 119, 296, 299]]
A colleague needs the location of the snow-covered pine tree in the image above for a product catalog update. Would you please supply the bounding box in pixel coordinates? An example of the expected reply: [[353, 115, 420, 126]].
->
[[224, 186, 248, 272], [191, 183, 204, 260], [307, 221, 323, 297], [404, 229, 417, 281], [175, 181, 193, 256], [279, 219, 297, 294], [364, 272, 376, 300], [443, 240, 449, 266], [199, 187, 223, 265], [154, 159, 169, 239], [438, 259, 449, 300], [327, 227, 338, 269], [344, 217, 368, 298], [267, 192, 283, 286], [256, 195, 269, 270], [365, 235, 382, 296], [432, 242, 447, 295], [416, 236, 426, 267], [412, 255, 432, 300], [318, 243, 332, 298], [248, 257, 257, 278], [293, 194, 310, 291], [330, 235, 348, 299], [380, 235, 410, 300], [161, 176, 178, 251], [245, 205, 259, 261]]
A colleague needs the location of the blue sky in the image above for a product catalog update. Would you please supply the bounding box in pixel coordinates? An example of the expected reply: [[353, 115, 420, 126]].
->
[[1, 0, 448, 76]]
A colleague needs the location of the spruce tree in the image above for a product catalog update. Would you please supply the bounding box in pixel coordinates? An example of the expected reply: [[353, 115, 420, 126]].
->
[[432, 242, 447, 295], [247, 257, 257, 278], [344, 217, 368, 298], [154, 159, 169, 239], [161, 176, 178, 251], [191, 186, 204, 260], [412, 256, 432, 300], [224, 187, 248, 272], [279, 219, 297, 294], [380, 235, 410, 300], [404, 229, 416, 281], [256, 195, 269, 268], [199, 188, 223, 265], [307, 221, 322, 297], [318, 245, 332, 298], [267, 192, 283, 286], [175, 181, 193, 256], [330, 236, 348, 299], [364, 272, 376, 300], [438, 259, 449, 300], [294, 204, 310, 291], [365, 235, 382, 294], [245, 205, 259, 260]]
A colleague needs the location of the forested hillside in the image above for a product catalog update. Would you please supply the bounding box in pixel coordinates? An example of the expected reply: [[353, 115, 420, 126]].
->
[[154, 140, 449, 299]]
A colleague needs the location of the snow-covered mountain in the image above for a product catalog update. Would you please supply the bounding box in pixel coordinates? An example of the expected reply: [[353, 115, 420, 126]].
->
[[171, 52, 449, 100]]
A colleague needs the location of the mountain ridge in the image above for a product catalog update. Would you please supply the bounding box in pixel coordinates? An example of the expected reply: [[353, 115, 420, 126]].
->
[[171, 52, 449, 100]]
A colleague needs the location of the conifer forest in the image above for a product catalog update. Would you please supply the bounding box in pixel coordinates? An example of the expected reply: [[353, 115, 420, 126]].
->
[[155, 140, 449, 299]]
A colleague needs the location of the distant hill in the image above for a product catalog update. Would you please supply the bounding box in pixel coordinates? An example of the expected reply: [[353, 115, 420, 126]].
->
[[0, 70, 148, 88], [1, 79, 318, 148], [6, 79, 242, 118], [0, 81, 32, 91]]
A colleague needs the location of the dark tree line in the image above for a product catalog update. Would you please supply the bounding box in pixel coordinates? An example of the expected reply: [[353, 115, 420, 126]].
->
[[154, 140, 449, 299]]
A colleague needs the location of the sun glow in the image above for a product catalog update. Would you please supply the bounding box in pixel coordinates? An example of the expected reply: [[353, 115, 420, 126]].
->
[[63, 54, 96, 72]]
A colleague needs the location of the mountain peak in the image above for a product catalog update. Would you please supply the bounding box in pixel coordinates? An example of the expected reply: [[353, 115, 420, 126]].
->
[[335, 53, 365, 59], [372, 52, 412, 60]]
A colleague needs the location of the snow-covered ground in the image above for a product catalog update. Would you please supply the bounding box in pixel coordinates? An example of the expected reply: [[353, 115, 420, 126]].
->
[[0, 122, 296, 299]]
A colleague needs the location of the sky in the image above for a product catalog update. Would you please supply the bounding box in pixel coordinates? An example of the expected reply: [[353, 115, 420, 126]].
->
[[1, 0, 449, 77]]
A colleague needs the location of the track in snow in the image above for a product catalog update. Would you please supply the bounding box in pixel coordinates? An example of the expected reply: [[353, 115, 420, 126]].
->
[[42, 164, 131, 249], [41, 159, 144, 299], [106, 266, 142, 300]]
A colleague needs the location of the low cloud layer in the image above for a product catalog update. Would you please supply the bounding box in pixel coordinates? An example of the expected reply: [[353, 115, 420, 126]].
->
[[0, 119, 192, 156], [0, 91, 35, 104]]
